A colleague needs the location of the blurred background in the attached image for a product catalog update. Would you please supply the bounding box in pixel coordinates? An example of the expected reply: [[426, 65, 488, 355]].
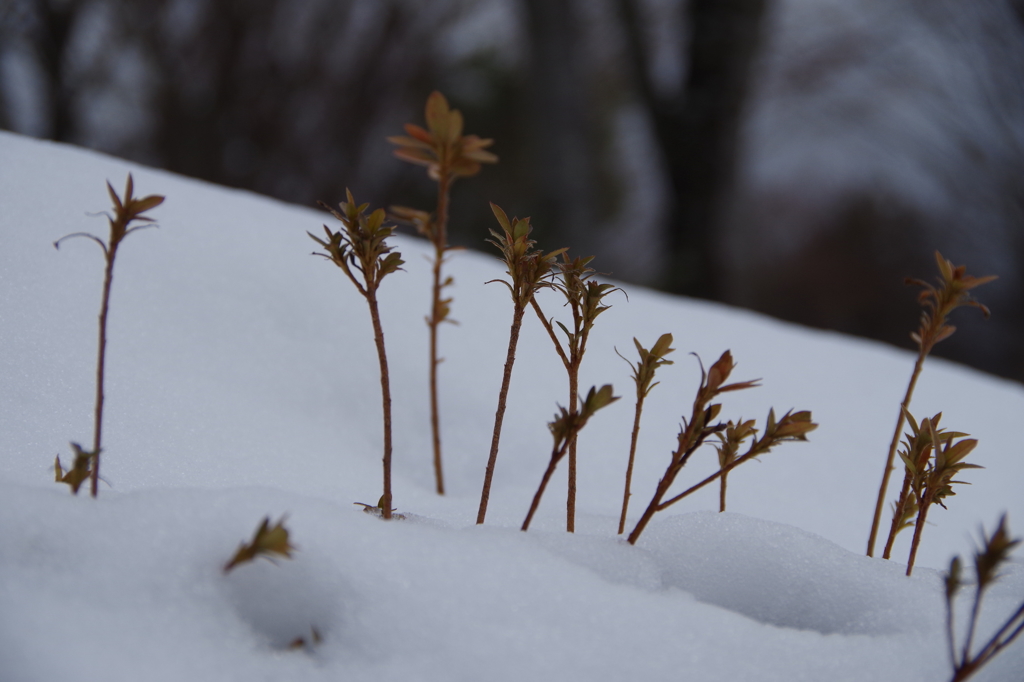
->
[[2, 0, 1022, 382]]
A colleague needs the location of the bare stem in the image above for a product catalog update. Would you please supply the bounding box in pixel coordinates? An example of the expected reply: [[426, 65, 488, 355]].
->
[[655, 443, 771, 512], [530, 299, 570, 370], [567, 369, 578, 533], [477, 305, 526, 524], [965, 602, 1024, 677], [627, 473, 673, 545], [428, 293, 444, 494], [947, 581, 959, 672], [868, 351, 925, 556], [905, 496, 931, 576], [367, 291, 393, 520], [627, 436, 707, 545], [90, 246, 117, 498], [618, 396, 645, 534], [522, 445, 566, 531], [962, 583, 986, 670], [427, 172, 451, 496], [882, 470, 914, 560], [719, 466, 729, 513]]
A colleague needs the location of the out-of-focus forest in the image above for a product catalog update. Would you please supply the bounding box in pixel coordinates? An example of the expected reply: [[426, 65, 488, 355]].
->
[[3, 0, 1023, 382]]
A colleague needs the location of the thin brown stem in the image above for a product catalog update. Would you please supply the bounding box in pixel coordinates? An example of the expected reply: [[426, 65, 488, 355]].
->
[[868, 351, 925, 556], [428, 253, 445, 495], [90, 246, 117, 498], [947, 581, 959, 672], [367, 290, 393, 520], [882, 470, 914, 559], [627, 434, 708, 545], [427, 172, 452, 496], [656, 442, 768, 512], [618, 395, 645, 534], [567, 368, 578, 533], [905, 495, 931, 576], [522, 445, 566, 531], [962, 584, 987, 670], [530, 299, 570, 370], [627, 473, 674, 545], [477, 305, 526, 524], [969, 603, 1024, 674], [719, 466, 729, 513]]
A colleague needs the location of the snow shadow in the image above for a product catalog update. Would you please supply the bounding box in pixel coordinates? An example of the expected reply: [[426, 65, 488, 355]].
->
[[641, 512, 938, 636], [221, 553, 344, 649]]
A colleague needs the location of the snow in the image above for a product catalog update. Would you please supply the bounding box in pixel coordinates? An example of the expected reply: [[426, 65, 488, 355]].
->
[[2, 130, 1023, 680]]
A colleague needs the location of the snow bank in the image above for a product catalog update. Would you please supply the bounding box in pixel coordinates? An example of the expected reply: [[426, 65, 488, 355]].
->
[[2, 131, 1023, 680]]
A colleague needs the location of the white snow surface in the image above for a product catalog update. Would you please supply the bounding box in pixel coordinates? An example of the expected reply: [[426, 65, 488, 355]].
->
[[2, 130, 1023, 681]]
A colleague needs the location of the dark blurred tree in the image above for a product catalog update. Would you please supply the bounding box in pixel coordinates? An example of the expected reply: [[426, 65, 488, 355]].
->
[[617, 0, 767, 297], [1, 0, 465, 210], [0, 0, 86, 141]]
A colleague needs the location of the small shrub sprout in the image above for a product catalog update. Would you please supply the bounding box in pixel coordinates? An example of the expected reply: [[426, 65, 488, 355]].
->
[[943, 515, 1024, 681], [310, 190, 404, 518], [388, 91, 497, 495], [476, 204, 566, 524], [54, 174, 164, 497], [627, 351, 816, 545], [616, 333, 675, 534], [522, 385, 619, 531], [867, 251, 995, 557], [531, 254, 619, 531]]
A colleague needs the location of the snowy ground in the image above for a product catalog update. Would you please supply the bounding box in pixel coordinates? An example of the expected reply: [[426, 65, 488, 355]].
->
[[2, 130, 1023, 680]]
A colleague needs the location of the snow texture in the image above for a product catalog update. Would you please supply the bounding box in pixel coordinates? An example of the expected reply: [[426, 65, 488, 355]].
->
[[2, 131, 1023, 680]]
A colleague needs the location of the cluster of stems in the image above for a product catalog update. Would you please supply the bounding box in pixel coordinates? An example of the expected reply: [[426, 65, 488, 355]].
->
[[944, 515, 1024, 681], [866, 251, 995, 557], [476, 204, 566, 524], [388, 91, 497, 495], [714, 417, 759, 513], [54, 174, 164, 498], [310, 190, 404, 519], [883, 411, 980, 575], [532, 255, 618, 532], [627, 351, 816, 545], [522, 385, 619, 531]]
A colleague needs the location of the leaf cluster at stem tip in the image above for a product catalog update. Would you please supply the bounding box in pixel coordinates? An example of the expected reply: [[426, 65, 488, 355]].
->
[[908, 251, 997, 354], [551, 254, 620, 352], [486, 203, 567, 308], [549, 385, 620, 451], [899, 410, 981, 512], [53, 174, 165, 255], [387, 91, 498, 183], [618, 333, 675, 399], [310, 189, 404, 295]]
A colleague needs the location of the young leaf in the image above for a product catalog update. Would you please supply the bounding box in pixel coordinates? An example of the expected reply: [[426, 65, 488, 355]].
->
[[223, 516, 295, 573]]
